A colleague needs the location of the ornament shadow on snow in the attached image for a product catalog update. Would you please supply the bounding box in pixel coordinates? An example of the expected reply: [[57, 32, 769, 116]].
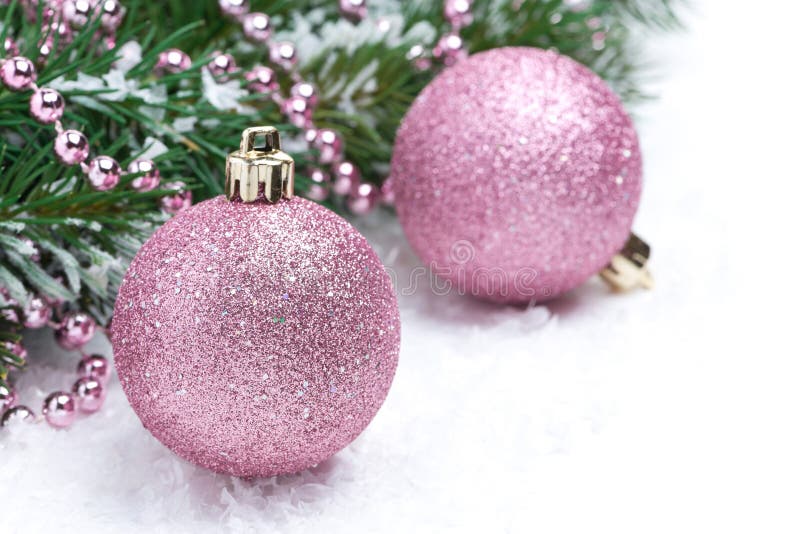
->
[[379, 234, 652, 302]]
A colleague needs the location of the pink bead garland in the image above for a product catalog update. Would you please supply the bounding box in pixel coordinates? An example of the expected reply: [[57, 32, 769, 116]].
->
[[0, 300, 112, 429], [143, 0, 473, 215], [0, 0, 188, 431], [1, 5, 188, 207], [209, 0, 384, 214]]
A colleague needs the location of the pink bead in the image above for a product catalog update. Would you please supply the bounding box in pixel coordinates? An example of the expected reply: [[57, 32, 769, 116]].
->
[[245, 65, 278, 95], [347, 182, 380, 215], [1, 56, 36, 91], [2, 341, 26, 365], [98, 0, 125, 32], [290, 82, 318, 108], [444, 0, 473, 28], [47, 19, 74, 43], [0, 384, 17, 411], [160, 181, 193, 214], [304, 128, 318, 146], [243, 12, 271, 43], [155, 49, 192, 75], [4, 37, 19, 57], [333, 161, 360, 195], [38, 37, 54, 63], [55, 312, 96, 351], [207, 52, 237, 80], [76, 354, 110, 385], [43, 391, 76, 428], [380, 177, 395, 205], [128, 159, 160, 192], [29, 87, 65, 124], [0, 405, 35, 427], [269, 41, 298, 70], [23, 296, 51, 328], [339, 0, 367, 22], [281, 95, 313, 128], [433, 33, 467, 66], [72, 377, 105, 413], [305, 167, 330, 202], [54, 130, 90, 165], [407, 44, 432, 71], [219, 0, 248, 18], [314, 129, 343, 164], [62, 0, 94, 30], [87, 155, 122, 191]]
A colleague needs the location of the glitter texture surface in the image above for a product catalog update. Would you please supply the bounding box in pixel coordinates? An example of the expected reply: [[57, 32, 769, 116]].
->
[[391, 47, 642, 303], [111, 196, 400, 477]]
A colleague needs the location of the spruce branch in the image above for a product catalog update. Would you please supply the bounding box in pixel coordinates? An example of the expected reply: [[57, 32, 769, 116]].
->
[[1, 0, 681, 351]]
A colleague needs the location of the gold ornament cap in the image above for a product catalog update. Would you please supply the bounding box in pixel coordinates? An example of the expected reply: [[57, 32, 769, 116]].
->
[[225, 126, 295, 203], [600, 233, 654, 292]]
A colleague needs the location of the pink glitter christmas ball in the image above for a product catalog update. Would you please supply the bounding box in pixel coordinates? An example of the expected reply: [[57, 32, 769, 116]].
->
[[391, 47, 643, 304], [112, 196, 400, 477]]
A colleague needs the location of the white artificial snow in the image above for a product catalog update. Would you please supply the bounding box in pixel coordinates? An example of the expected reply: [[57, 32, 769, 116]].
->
[[323, 59, 379, 117], [114, 41, 143, 74], [136, 137, 169, 161], [200, 69, 251, 113], [49, 70, 166, 106], [173, 117, 198, 133], [279, 9, 436, 68]]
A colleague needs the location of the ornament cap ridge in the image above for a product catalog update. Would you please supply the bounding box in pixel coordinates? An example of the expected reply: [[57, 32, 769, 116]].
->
[[225, 126, 295, 203]]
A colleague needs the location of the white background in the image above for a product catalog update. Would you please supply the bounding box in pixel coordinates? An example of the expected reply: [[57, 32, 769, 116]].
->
[[3, 1, 800, 532]]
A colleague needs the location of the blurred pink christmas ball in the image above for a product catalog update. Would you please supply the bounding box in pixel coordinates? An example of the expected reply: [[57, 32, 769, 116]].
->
[[391, 47, 643, 304], [112, 196, 400, 477]]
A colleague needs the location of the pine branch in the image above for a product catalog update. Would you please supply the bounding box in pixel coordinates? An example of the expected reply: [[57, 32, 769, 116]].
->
[[1, 0, 682, 339]]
